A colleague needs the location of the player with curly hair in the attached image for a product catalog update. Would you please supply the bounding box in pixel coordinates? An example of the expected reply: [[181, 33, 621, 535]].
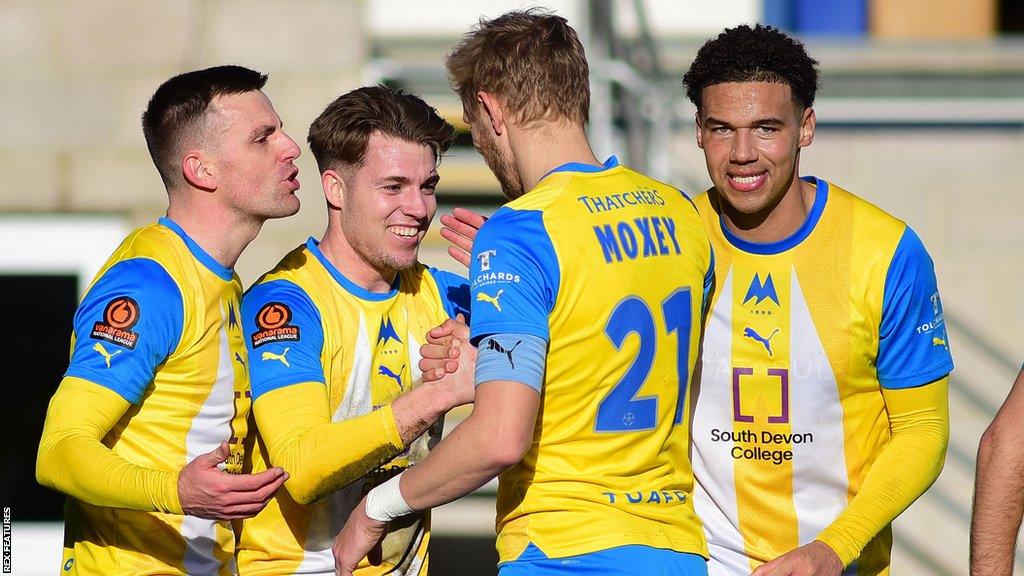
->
[[684, 24, 951, 576]]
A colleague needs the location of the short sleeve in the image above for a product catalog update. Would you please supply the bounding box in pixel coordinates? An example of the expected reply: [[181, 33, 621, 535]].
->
[[64, 258, 184, 404], [877, 227, 954, 389], [426, 268, 471, 321], [468, 208, 559, 346], [242, 280, 326, 400]]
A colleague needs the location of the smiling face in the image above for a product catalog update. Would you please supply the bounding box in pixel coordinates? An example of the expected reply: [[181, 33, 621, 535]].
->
[[696, 81, 815, 225], [336, 131, 439, 278], [206, 90, 302, 221]]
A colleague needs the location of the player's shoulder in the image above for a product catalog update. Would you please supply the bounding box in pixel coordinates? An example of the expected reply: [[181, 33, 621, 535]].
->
[[110, 222, 188, 267], [250, 241, 317, 288], [822, 178, 909, 246], [86, 224, 187, 300], [691, 188, 713, 212], [404, 262, 466, 289]]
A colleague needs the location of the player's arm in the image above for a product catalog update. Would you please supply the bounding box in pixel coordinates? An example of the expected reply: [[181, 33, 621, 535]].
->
[[971, 367, 1024, 576], [244, 281, 473, 505], [37, 376, 181, 513], [817, 378, 948, 563], [334, 336, 543, 576], [254, 378, 472, 505], [334, 209, 555, 575], [753, 379, 948, 576], [36, 259, 285, 519]]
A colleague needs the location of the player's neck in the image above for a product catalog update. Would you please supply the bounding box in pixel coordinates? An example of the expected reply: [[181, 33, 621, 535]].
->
[[165, 199, 261, 269], [509, 121, 601, 193], [319, 223, 397, 293], [720, 177, 817, 244]]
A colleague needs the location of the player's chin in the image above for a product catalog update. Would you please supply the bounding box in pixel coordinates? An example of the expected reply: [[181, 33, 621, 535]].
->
[[384, 248, 420, 273], [265, 196, 301, 219]]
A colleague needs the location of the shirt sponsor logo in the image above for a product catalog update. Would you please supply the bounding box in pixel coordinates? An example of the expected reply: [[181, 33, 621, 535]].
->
[[477, 249, 496, 272], [90, 296, 140, 349], [378, 364, 405, 391], [92, 342, 121, 367], [476, 289, 503, 312], [377, 317, 403, 346], [915, 290, 947, 339], [227, 300, 240, 330], [744, 273, 780, 307], [576, 187, 667, 214], [474, 270, 521, 287], [743, 327, 780, 356], [733, 366, 789, 424], [251, 302, 300, 348], [483, 337, 521, 369], [261, 347, 290, 367]]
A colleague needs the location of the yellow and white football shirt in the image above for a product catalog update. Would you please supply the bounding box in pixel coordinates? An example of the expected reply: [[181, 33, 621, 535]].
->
[[691, 178, 953, 575], [58, 217, 250, 575], [236, 238, 469, 576], [467, 157, 714, 567]]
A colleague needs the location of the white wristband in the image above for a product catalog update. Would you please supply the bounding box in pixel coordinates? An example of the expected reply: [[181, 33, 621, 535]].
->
[[365, 472, 414, 522]]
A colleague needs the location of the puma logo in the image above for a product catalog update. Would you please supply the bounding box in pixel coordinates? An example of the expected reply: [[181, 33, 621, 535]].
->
[[476, 290, 504, 312], [261, 347, 290, 367], [378, 364, 406, 390], [484, 338, 521, 370], [933, 337, 947, 347], [92, 343, 121, 368], [234, 352, 246, 367], [743, 327, 780, 357]]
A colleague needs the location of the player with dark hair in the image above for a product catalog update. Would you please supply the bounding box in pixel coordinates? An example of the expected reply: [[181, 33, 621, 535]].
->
[[683, 24, 951, 576], [235, 85, 472, 575], [36, 65, 298, 575], [334, 11, 713, 576]]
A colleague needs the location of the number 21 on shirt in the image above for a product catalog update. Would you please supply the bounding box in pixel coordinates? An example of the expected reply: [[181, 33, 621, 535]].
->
[[596, 288, 692, 433]]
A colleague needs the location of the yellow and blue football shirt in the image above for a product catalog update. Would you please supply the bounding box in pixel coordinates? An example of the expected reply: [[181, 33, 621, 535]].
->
[[690, 178, 953, 576], [236, 238, 469, 576], [59, 217, 250, 575], [467, 157, 714, 567]]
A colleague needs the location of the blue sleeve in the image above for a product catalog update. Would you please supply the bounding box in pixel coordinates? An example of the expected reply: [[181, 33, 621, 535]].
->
[[64, 258, 184, 404], [242, 280, 325, 400], [475, 332, 547, 392], [426, 268, 471, 321], [877, 227, 954, 389], [468, 208, 559, 346]]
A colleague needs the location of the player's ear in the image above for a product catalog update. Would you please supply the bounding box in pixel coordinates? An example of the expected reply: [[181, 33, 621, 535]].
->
[[181, 150, 216, 191], [322, 169, 346, 210], [477, 91, 505, 136], [695, 111, 704, 149], [799, 107, 816, 147]]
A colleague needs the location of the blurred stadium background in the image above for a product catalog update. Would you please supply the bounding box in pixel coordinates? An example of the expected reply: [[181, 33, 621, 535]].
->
[[2, 0, 1022, 573]]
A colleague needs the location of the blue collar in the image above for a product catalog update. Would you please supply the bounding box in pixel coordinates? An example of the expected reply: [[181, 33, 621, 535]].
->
[[305, 237, 399, 301], [719, 176, 828, 255], [158, 217, 234, 281], [543, 155, 620, 179]]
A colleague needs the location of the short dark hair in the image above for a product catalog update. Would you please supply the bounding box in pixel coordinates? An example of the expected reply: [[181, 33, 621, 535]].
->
[[307, 85, 456, 174], [446, 9, 589, 126], [682, 24, 820, 113], [141, 65, 268, 188]]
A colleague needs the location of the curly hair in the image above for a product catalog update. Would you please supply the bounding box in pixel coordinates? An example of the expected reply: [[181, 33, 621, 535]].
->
[[682, 24, 820, 113]]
